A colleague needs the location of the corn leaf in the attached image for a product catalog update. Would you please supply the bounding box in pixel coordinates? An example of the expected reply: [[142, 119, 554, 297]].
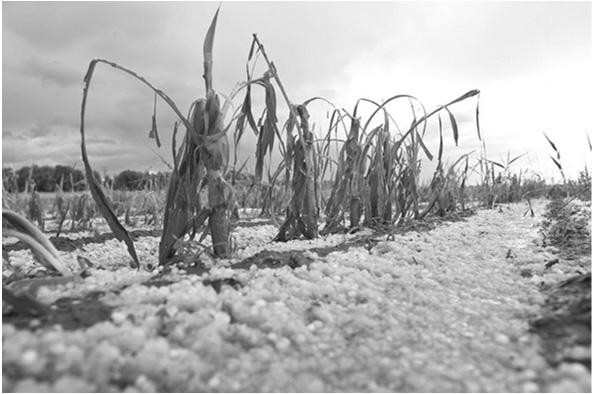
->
[[475, 96, 482, 140], [445, 107, 459, 146], [2, 210, 71, 276], [543, 132, 559, 153], [248, 36, 257, 61], [254, 75, 279, 182], [437, 114, 444, 164], [149, 93, 162, 148], [550, 155, 563, 170], [80, 61, 139, 269], [404, 90, 479, 142], [508, 152, 527, 166], [486, 159, 505, 169], [243, 69, 260, 135], [203, 6, 220, 93]]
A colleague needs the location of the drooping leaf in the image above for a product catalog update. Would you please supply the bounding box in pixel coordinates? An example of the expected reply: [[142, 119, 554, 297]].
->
[[2, 210, 71, 276], [243, 79, 259, 135], [80, 60, 139, 269], [404, 90, 479, 143], [543, 132, 559, 153], [171, 121, 180, 169], [475, 97, 481, 140], [149, 93, 162, 148], [508, 152, 527, 166], [446, 107, 459, 146], [550, 155, 563, 170], [264, 73, 278, 124], [254, 75, 279, 182], [437, 114, 444, 164], [486, 159, 505, 169], [248, 36, 257, 61]]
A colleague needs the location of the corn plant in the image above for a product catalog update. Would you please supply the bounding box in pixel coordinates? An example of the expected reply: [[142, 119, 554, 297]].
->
[[27, 189, 44, 232], [418, 153, 472, 218], [140, 191, 161, 226], [323, 116, 364, 233], [2, 210, 70, 276], [68, 192, 95, 231], [544, 132, 566, 184], [79, 8, 236, 267], [323, 90, 480, 232], [258, 162, 288, 217], [53, 176, 71, 237], [233, 35, 320, 241], [477, 151, 529, 208], [274, 104, 320, 241]]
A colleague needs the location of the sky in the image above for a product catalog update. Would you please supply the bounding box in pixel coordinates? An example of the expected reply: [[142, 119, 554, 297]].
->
[[2, 1, 591, 184]]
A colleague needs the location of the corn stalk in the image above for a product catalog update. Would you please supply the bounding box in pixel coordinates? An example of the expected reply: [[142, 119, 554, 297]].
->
[[80, 8, 232, 266], [246, 35, 319, 241]]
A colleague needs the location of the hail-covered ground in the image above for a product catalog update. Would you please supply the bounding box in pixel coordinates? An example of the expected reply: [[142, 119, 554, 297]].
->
[[2, 200, 591, 392]]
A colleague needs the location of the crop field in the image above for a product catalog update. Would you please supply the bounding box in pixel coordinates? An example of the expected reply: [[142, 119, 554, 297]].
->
[[2, 6, 591, 393]]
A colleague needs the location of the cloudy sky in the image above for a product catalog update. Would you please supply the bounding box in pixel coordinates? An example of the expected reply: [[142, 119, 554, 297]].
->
[[2, 1, 591, 182]]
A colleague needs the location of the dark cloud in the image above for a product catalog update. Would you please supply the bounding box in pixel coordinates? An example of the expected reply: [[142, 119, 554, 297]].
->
[[22, 58, 80, 88], [2, 2, 169, 51], [28, 117, 77, 138], [3, 130, 14, 139]]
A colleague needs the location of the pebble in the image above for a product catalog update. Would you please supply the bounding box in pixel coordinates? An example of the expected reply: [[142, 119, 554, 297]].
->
[[20, 349, 45, 375], [520, 369, 537, 381], [135, 375, 157, 392], [547, 378, 589, 393], [521, 381, 540, 392], [52, 375, 93, 392], [494, 333, 510, 344], [293, 334, 306, 345], [208, 375, 221, 388], [564, 346, 590, 362], [275, 337, 291, 351], [5, 199, 586, 392], [111, 311, 127, 325], [12, 378, 51, 393], [557, 362, 590, 379], [510, 355, 528, 370]]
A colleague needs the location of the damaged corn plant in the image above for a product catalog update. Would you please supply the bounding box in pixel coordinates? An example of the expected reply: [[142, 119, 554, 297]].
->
[[323, 90, 481, 233], [80, 9, 233, 266], [232, 34, 321, 242], [79, 7, 483, 267]]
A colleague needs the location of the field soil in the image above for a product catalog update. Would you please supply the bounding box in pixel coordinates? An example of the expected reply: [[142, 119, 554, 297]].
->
[[2, 199, 591, 392]]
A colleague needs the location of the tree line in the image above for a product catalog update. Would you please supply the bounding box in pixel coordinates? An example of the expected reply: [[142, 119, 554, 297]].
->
[[2, 165, 170, 193]]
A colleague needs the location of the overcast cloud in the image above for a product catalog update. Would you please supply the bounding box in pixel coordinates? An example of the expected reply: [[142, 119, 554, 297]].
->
[[2, 1, 591, 182]]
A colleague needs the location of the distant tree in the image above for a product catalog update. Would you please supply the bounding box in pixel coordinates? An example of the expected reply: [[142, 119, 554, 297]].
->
[[16, 166, 31, 192], [2, 168, 17, 192], [35, 165, 56, 192], [7, 165, 169, 193], [54, 165, 72, 191], [114, 170, 145, 191], [54, 165, 85, 192], [12, 165, 55, 192]]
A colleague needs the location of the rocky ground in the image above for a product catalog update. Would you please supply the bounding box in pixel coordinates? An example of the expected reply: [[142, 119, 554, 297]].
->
[[2, 199, 590, 392]]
